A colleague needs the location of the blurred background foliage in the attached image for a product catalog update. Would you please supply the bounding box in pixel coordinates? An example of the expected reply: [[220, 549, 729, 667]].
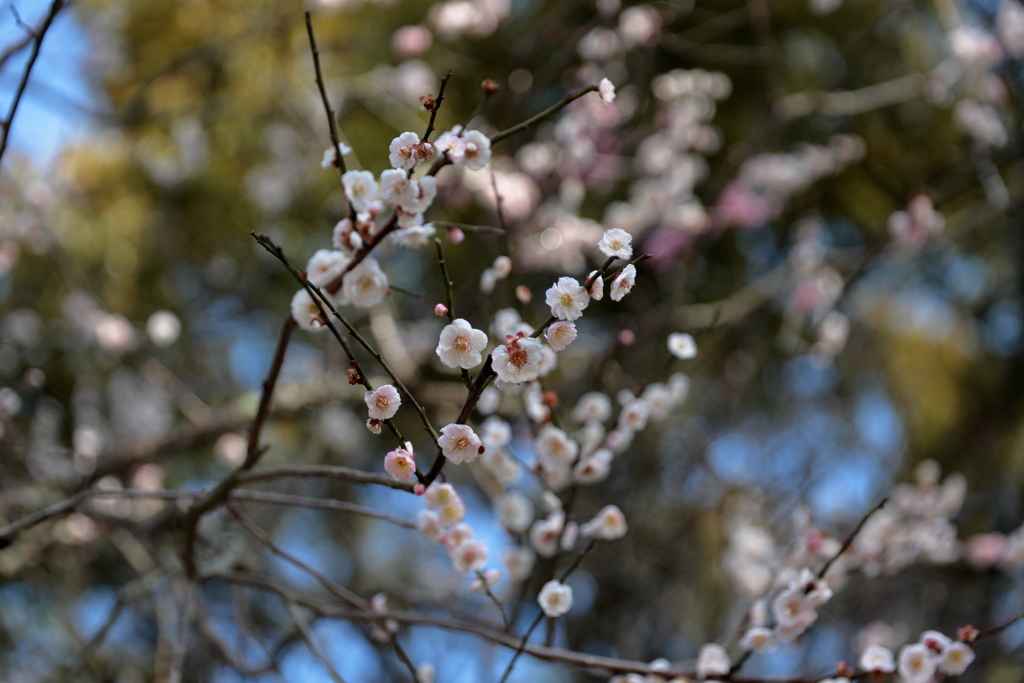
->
[[1, 0, 1024, 680]]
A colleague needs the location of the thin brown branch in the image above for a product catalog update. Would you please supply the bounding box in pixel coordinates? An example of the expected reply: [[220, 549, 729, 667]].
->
[[168, 582, 197, 683], [287, 600, 349, 683], [489, 84, 598, 145], [817, 495, 889, 580], [230, 490, 415, 529], [475, 569, 510, 631], [237, 464, 415, 492], [304, 11, 348, 183], [435, 238, 472, 389], [422, 69, 452, 143], [0, 0, 65, 167]]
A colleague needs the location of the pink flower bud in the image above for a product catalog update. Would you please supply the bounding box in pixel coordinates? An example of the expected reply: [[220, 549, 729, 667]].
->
[[434, 303, 449, 317], [414, 483, 426, 496], [447, 226, 465, 244], [618, 329, 636, 346]]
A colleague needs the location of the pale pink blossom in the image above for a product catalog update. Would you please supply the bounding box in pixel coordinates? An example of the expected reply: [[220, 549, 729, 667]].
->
[[668, 332, 697, 359], [572, 451, 612, 484], [384, 448, 417, 480], [535, 425, 578, 467], [332, 218, 363, 253], [437, 318, 488, 368], [450, 539, 489, 574], [461, 129, 492, 170], [492, 334, 543, 384], [546, 321, 577, 351], [391, 223, 437, 249], [618, 398, 650, 431], [859, 644, 896, 674], [545, 277, 590, 321], [437, 499, 467, 527], [587, 271, 605, 300], [434, 303, 448, 316], [417, 510, 444, 543], [610, 264, 636, 301], [438, 423, 482, 465], [503, 547, 536, 580], [580, 505, 627, 540], [530, 511, 565, 557], [305, 249, 350, 287], [403, 175, 437, 214], [598, 77, 616, 103], [573, 392, 612, 422], [423, 482, 459, 510], [365, 384, 401, 420], [696, 643, 730, 679], [537, 580, 573, 617]]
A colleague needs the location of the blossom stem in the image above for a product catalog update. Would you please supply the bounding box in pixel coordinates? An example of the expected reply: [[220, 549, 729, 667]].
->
[[475, 569, 511, 631], [433, 221, 506, 235], [816, 495, 889, 580], [490, 84, 599, 145], [435, 238, 473, 389]]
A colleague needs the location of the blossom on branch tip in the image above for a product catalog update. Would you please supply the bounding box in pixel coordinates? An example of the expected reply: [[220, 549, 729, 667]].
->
[[342, 170, 379, 212], [598, 228, 632, 259], [342, 258, 389, 308], [290, 289, 326, 332], [696, 643, 730, 679], [320, 143, 351, 169], [450, 539, 488, 574], [403, 175, 437, 214], [537, 580, 573, 617], [587, 271, 604, 300], [470, 569, 501, 593], [668, 332, 697, 359], [384, 448, 416, 480], [545, 277, 590, 321], [580, 505, 627, 540], [492, 334, 543, 385], [438, 128, 492, 170], [546, 321, 577, 351], [437, 318, 488, 368], [365, 384, 401, 420], [610, 264, 636, 301], [380, 168, 416, 208], [599, 77, 616, 103], [438, 423, 482, 465]]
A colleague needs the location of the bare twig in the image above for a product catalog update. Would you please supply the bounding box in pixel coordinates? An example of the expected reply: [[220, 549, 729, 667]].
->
[[422, 69, 452, 143], [490, 84, 599, 145], [238, 464, 415, 492], [230, 489, 415, 529], [817, 495, 889, 580], [475, 569, 510, 631], [168, 582, 197, 683], [304, 12, 349, 182], [0, 0, 65, 167], [287, 600, 348, 683], [435, 238, 472, 389]]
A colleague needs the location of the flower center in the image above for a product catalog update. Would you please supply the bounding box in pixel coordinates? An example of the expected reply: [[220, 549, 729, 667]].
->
[[454, 436, 469, 451], [560, 292, 575, 308], [359, 276, 374, 291], [508, 347, 528, 369], [453, 335, 470, 352], [375, 396, 392, 411]]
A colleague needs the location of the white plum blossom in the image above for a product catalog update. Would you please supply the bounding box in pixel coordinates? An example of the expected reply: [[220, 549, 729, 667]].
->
[[384, 448, 417, 480], [365, 384, 401, 420], [332, 218, 363, 253], [535, 425, 578, 467], [898, 643, 938, 683], [391, 223, 436, 248], [573, 392, 613, 423], [740, 627, 777, 653], [598, 228, 633, 260], [437, 318, 488, 368], [290, 289, 326, 332], [403, 175, 438, 214], [537, 580, 573, 617], [530, 511, 565, 557], [461, 129, 492, 170], [534, 345, 558, 377], [342, 170, 379, 212], [493, 255, 512, 278], [545, 277, 590, 321], [668, 332, 698, 359], [342, 258, 389, 308], [587, 271, 605, 300], [443, 524, 473, 550], [380, 168, 417, 208], [939, 642, 975, 675], [480, 416, 511, 451], [503, 547, 536, 581], [859, 644, 896, 674], [423, 482, 459, 510], [696, 643, 730, 679], [480, 449, 520, 487], [497, 492, 534, 533], [599, 77, 616, 103], [438, 423, 482, 465], [417, 510, 445, 543], [305, 249, 350, 287], [580, 505, 627, 540], [618, 398, 650, 431], [492, 334, 544, 385], [546, 321, 577, 351], [449, 539, 489, 574], [389, 131, 433, 170], [437, 498, 467, 527], [610, 264, 636, 301], [573, 450, 612, 483]]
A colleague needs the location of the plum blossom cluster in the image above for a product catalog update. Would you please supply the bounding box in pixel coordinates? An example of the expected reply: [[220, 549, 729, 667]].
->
[[858, 630, 976, 682]]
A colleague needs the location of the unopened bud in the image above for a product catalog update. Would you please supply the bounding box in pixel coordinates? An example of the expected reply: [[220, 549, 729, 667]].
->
[[618, 329, 636, 346], [414, 482, 426, 496], [434, 303, 449, 317], [482, 78, 500, 94], [420, 93, 437, 111], [447, 226, 465, 244], [347, 368, 361, 385], [515, 285, 532, 304], [542, 391, 560, 409]]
